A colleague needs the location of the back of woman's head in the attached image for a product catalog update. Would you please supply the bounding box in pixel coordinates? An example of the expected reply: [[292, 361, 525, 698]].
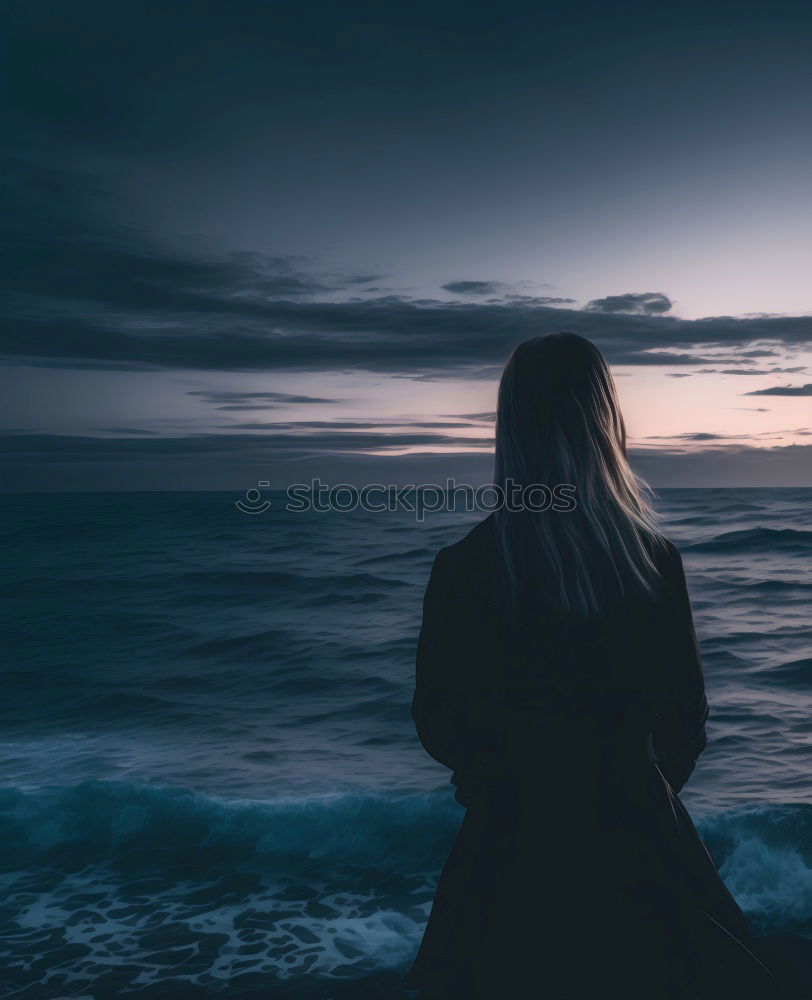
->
[[494, 332, 665, 620]]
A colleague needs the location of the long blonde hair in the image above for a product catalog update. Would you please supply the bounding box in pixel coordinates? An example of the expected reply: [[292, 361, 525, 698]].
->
[[494, 332, 665, 620]]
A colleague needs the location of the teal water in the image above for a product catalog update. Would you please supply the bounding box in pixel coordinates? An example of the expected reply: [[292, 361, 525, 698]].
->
[[1, 489, 810, 997]]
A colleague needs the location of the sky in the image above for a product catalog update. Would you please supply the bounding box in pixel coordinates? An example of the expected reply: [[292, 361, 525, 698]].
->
[[2, 0, 811, 490]]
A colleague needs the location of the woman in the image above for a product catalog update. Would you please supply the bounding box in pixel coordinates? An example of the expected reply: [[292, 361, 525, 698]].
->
[[406, 333, 778, 999]]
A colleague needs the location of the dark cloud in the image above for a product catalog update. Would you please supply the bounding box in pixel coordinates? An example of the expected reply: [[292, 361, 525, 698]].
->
[[1, 158, 335, 301], [2, 159, 810, 377], [188, 391, 340, 410], [699, 368, 773, 375], [642, 432, 729, 442], [439, 284, 576, 305], [224, 420, 483, 431], [677, 432, 725, 441], [642, 427, 807, 443], [441, 280, 505, 295], [503, 295, 577, 305], [694, 366, 808, 375], [583, 292, 673, 315], [342, 274, 387, 285], [744, 384, 812, 396], [94, 426, 160, 435]]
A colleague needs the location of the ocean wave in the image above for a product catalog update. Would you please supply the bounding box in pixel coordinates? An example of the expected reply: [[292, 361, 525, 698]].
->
[[736, 579, 812, 592], [1, 783, 810, 927], [1, 785, 811, 993], [762, 656, 812, 688], [687, 527, 812, 555], [182, 629, 296, 662], [0, 784, 456, 992], [177, 569, 409, 593], [700, 805, 812, 932], [355, 546, 434, 565], [0, 782, 460, 875]]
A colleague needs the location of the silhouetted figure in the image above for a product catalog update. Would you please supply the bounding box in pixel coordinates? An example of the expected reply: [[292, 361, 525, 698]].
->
[[406, 334, 783, 999]]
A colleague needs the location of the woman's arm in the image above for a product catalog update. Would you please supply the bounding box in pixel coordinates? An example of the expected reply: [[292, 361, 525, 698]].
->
[[411, 547, 476, 775], [651, 544, 709, 794]]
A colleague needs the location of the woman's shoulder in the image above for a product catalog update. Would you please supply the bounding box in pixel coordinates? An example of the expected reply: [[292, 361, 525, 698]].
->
[[428, 515, 498, 589], [649, 532, 686, 576], [426, 517, 500, 621], [434, 514, 497, 563], [636, 533, 690, 612]]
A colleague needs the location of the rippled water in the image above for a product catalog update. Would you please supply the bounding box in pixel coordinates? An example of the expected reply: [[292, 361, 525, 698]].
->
[[1, 489, 810, 997]]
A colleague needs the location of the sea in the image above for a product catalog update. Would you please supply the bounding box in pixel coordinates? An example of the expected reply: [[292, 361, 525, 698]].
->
[[1, 488, 810, 998]]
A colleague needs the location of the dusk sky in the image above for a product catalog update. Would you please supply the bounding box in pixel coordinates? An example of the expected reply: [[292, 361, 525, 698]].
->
[[2, 0, 811, 489]]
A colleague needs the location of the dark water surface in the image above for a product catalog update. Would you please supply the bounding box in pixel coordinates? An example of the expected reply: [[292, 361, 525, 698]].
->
[[1, 489, 810, 997]]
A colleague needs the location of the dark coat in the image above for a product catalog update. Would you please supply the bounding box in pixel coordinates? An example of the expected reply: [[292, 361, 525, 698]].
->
[[406, 515, 777, 1000]]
